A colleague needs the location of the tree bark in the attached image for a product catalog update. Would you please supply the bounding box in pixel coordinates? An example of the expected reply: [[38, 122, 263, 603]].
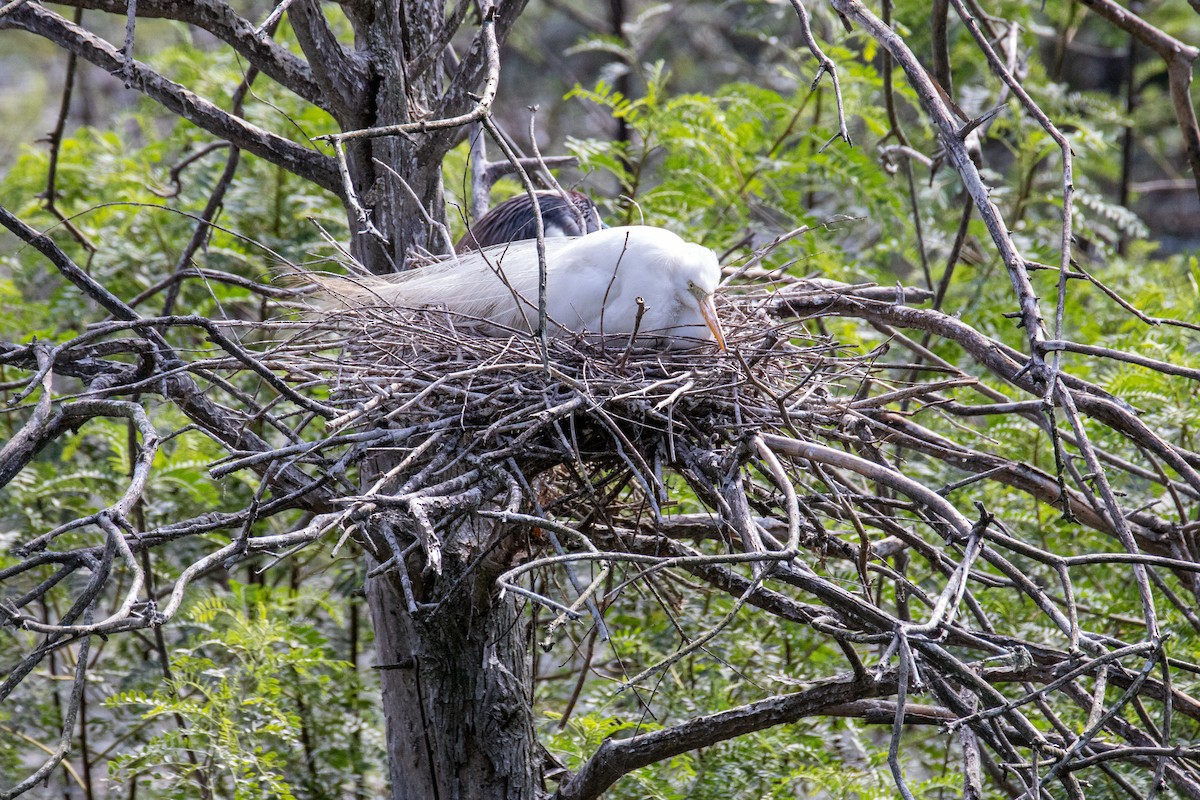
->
[[300, 0, 521, 273], [330, 2, 539, 795], [366, 535, 537, 800]]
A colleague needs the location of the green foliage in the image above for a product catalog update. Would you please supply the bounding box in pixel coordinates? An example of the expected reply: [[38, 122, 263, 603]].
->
[[550, 11, 1200, 797], [0, 33, 369, 800], [3, 3, 1199, 798], [0, 45, 342, 344], [106, 583, 383, 799], [566, 60, 905, 281]]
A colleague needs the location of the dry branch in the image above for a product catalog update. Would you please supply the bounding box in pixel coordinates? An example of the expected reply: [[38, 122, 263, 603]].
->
[[33, 0, 325, 105], [1076, 0, 1200, 203], [2, 1, 1199, 789], [829, 0, 1050, 369], [0, 4, 341, 194], [1, 268, 1197, 797]]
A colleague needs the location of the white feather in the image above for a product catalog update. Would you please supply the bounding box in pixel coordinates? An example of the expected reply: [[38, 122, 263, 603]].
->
[[317, 226, 725, 349]]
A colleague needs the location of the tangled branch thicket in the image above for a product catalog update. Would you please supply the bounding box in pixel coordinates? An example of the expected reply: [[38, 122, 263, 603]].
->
[[0, 0, 1198, 792], [3, 257, 1199, 796]]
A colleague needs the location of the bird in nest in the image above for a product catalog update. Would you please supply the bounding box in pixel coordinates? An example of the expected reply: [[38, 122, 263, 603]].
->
[[319, 224, 726, 351]]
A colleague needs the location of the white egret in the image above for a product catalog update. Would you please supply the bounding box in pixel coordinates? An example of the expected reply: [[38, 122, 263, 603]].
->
[[321, 225, 726, 350], [456, 190, 603, 253]]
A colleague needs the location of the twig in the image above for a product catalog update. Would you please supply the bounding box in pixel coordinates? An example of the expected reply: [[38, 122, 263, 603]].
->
[[0, 3, 341, 194], [787, 0, 852, 148], [1076, 0, 1200, 203], [481, 114, 551, 369], [319, 1, 500, 146], [829, 0, 1050, 374], [0, 609, 92, 800]]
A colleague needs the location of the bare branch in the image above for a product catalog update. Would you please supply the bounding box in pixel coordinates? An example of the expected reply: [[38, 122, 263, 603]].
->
[[0, 612, 92, 800], [555, 675, 890, 800], [1076, 0, 1200, 202], [787, 0, 851, 147], [0, 3, 342, 195], [36, 0, 325, 106], [325, 1, 501, 145], [828, 0, 1050, 371]]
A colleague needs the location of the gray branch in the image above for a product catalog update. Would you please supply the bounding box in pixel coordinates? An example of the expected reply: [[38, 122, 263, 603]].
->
[[0, 2, 342, 196]]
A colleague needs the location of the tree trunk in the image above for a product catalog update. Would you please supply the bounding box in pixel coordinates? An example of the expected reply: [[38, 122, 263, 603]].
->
[[318, 3, 543, 794], [366, 540, 537, 800], [340, 0, 453, 273]]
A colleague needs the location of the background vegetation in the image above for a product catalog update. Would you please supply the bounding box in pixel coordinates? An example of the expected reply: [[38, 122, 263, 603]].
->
[[2, 1, 1198, 798]]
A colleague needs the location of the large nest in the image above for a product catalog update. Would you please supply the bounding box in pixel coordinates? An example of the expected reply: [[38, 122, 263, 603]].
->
[[318, 294, 851, 466], [260, 281, 962, 627], [5, 262, 1195, 798]]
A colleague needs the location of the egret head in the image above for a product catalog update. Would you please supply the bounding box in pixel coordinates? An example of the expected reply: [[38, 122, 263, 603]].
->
[[681, 259, 727, 351], [456, 190, 603, 253], [560, 226, 726, 351], [654, 239, 727, 350]]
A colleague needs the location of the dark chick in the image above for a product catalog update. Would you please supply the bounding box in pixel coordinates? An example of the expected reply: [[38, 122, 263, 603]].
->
[[456, 190, 603, 253]]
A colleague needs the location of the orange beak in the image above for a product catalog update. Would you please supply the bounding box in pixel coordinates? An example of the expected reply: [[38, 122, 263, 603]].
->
[[699, 294, 727, 351]]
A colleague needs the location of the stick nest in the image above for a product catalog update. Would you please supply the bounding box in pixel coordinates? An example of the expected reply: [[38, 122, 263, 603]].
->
[[276, 290, 873, 583]]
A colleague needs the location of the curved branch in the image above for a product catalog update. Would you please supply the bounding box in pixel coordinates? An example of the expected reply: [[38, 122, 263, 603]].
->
[[771, 288, 1200, 494], [39, 0, 325, 107], [828, 0, 1049, 369], [0, 614, 92, 800], [554, 676, 889, 800], [787, 0, 851, 148], [0, 205, 336, 506], [871, 413, 1177, 548], [0, 345, 56, 487], [758, 434, 975, 541], [0, 3, 342, 196], [1076, 0, 1200, 203]]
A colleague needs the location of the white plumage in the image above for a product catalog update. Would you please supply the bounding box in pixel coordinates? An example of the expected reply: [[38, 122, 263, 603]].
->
[[320, 226, 726, 350]]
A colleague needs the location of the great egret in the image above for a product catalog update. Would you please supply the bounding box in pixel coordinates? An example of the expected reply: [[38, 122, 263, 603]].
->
[[456, 190, 603, 253], [322, 225, 726, 350]]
